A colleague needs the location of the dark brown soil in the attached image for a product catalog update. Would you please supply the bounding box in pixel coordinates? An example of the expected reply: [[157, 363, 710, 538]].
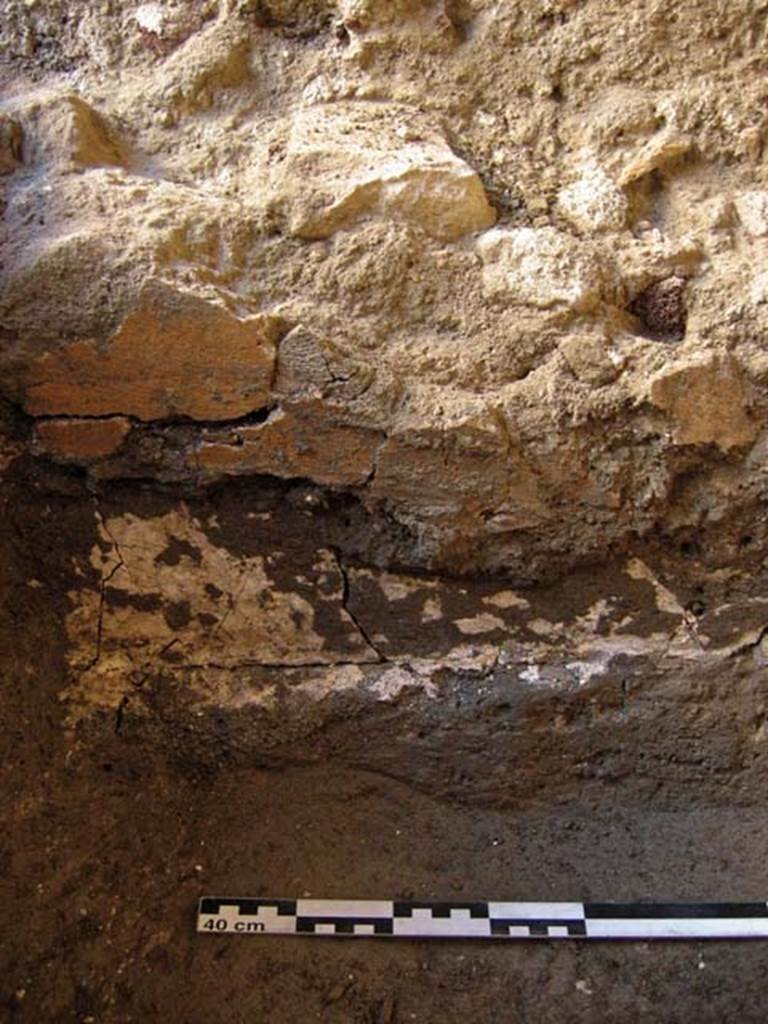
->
[[6, 757, 768, 1024], [3, 463, 768, 1023]]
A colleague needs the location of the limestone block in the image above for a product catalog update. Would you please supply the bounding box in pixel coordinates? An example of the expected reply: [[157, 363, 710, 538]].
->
[[36, 417, 132, 461], [340, 0, 432, 29], [734, 191, 768, 238], [617, 235, 703, 297], [647, 355, 756, 451], [23, 283, 282, 422], [560, 333, 622, 386], [560, 89, 661, 154], [273, 326, 334, 397], [618, 130, 691, 186], [268, 104, 496, 242], [387, 386, 507, 455], [477, 227, 603, 311], [339, 0, 459, 47], [122, 18, 252, 117], [35, 95, 128, 170], [556, 160, 627, 233], [161, 29, 251, 115]]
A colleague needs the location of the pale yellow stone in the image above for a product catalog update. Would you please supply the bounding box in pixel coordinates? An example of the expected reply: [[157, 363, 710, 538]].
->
[[618, 131, 691, 186], [477, 227, 604, 311], [734, 191, 768, 237], [648, 356, 757, 452], [266, 103, 496, 242], [557, 160, 627, 232]]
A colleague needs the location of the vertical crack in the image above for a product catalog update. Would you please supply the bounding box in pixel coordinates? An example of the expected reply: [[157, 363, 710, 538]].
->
[[78, 503, 126, 673], [93, 506, 125, 668], [114, 694, 129, 734], [329, 548, 386, 664]]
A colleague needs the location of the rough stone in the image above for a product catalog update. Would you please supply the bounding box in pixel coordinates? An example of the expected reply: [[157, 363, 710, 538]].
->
[[647, 355, 757, 452], [23, 283, 282, 422], [1, 0, 768, 580], [29, 94, 129, 170], [734, 191, 768, 238], [192, 400, 381, 486], [36, 417, 132, 461], [263, 102, 496, 242], [556, 159, 627, 233], [617, 130, 691, 186], [477, 227, 604, 312], [339, 0, 460, 51], [560, 333, 622, 386]]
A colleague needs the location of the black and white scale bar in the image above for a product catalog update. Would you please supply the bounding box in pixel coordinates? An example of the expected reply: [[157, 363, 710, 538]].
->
[[197, 899, 768, 940]]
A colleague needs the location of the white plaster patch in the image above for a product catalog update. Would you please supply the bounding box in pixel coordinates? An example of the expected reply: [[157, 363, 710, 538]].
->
[[353, 566, 437, 602], [520, 661, 575, 688], [63, 507, 378, 719], [134, 3, 164, 33], [369, 666, 417, 701], [625, 558, 685, 616], [483, 590, 530, 610], [421, 596, 443, 622], [406, 644, 499, 677], [565, 658, 610, 686], [376, 571, 434, 602], [291, 665, 366, 702], [520, 664, 542, 685], [454, 613, 507, 635], [443, 644, 499, 673], [574, 598, 612, 633], [527, 618, 563, 637]]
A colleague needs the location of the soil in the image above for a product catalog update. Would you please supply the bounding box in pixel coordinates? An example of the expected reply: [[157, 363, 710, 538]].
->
[[3, 465, 768, 1024], [7, 760, 768, 1024]]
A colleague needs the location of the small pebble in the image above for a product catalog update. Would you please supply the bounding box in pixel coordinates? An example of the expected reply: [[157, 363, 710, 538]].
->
[[326, 983, 346, 1003]]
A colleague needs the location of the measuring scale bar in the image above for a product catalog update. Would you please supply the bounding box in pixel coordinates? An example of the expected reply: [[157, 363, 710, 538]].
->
[[197, 898, 768, 940]]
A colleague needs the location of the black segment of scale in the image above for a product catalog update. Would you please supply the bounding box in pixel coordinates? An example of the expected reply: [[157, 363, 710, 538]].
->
[[199, 898, 298, 916], [393, 901, 490, 918], [584, 902, 768, 919], [490, 919, 587, 937], [296, 917, 394, 935]]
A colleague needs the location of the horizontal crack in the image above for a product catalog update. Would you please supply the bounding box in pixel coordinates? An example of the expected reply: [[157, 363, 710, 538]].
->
[[30, 404, 279, 430], [179, 657, 382, 670]]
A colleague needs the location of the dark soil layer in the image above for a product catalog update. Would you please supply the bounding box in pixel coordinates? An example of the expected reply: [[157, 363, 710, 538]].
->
[[5, 760, 768, 1024], [3, 463, 768, 1022]]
